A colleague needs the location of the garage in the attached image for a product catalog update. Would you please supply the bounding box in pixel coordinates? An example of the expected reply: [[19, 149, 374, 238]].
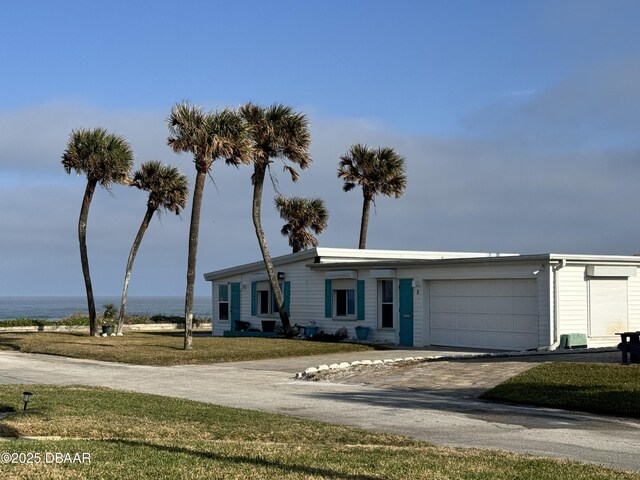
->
[[428, 279, 539, 350]]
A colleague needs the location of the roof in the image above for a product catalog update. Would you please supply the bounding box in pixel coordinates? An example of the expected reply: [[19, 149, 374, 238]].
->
[[203, 248, 640, 281]]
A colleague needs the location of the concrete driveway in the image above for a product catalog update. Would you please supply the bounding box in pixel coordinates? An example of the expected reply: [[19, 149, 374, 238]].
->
[[0, 348, 639, 473]]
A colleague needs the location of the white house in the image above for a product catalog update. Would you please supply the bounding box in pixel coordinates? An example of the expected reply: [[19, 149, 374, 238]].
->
[[203, 248, 640, 350]]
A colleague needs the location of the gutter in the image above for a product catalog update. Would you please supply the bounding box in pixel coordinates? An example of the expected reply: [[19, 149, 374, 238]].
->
[[550, 258, 567, 349]]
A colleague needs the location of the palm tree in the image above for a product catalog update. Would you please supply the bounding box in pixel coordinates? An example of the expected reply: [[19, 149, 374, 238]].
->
[[62, 127, 134, 336], [337, 144, 407, 249], [116, 161, 189, 335], [167, 102, 251, 350], [275, 195, 328, 253], [240, 103, 311, 337]]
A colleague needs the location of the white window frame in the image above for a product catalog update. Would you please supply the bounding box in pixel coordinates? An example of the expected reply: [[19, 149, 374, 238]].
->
[[332, 279, 357, 320], [218, 283, 230, 322], [378, 279, 395, 329], [256, 281, 282, 317]]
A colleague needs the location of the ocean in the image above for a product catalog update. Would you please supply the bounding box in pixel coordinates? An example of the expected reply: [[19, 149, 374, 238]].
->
[[0, 296, 211, 321]]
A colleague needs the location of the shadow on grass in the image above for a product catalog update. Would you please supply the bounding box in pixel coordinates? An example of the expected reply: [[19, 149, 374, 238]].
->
[[108, 438, 381, 479]]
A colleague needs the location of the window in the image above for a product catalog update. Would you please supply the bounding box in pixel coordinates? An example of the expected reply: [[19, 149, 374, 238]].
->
[[378, 279, 394, 328], [255, 281, 287, 316], [218, 284, 229, 321], [335, 288, 356, 317]]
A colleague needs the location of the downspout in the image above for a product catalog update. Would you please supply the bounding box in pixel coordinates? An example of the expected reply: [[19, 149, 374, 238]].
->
[[550, 258, 567, 350]]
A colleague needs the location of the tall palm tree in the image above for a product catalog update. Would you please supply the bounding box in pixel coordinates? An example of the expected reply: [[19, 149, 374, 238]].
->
[[275, 195, 328, 253], [167, 102, 251, 350], [62, 128, 134, 336], [240, 103, 311, 337], [338, 144, 407, 249], [116, 161, 189, 335]]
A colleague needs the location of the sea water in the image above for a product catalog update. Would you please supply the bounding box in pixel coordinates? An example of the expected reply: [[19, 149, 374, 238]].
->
[[0, 296, 211, 321]]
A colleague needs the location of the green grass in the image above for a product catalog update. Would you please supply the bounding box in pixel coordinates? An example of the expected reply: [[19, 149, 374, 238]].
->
[[480, 362, 640, 417], [0, 332, 374, 365], [0, 385, 637, 479]]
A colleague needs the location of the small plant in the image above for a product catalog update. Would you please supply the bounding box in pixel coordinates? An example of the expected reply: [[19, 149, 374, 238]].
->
[[102, 304, 118, 326]]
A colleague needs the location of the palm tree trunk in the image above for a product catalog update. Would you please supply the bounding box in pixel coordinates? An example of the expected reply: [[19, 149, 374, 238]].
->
[[79, 180, 98, 336], [252, 166, 292, 337], [184, 170, 206, 350], [358, 195, 371, 249], [117, 205, 155, 335]]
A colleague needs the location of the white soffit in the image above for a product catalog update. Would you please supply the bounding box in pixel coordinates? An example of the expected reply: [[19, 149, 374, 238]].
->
[[325, 270, 357, 279], [368, 269, 397, 278], [586, 265, 637, 278]]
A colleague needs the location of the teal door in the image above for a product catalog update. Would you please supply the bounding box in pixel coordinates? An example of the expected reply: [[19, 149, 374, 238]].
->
[[399, 279, 414, 346], [230, 282, 241, 330]]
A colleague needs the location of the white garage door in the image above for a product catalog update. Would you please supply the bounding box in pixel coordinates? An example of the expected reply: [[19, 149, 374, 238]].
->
[[429, 279, 538, 351]]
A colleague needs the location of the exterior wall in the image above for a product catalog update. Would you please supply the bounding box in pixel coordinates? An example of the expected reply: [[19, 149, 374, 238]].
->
[[554, 264, 640, 347], [207, 252, 640, 349]]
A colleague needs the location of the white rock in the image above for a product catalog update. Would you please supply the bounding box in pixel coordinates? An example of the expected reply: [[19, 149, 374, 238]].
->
[[329, 363, 340, 369], [394, 358, 404, 362], [415, 356, 424, 361], [372, 360, 384, 365], [101, 333, 107, 337], [116, 332, 124, 336], [304, 367, 318, 375], [404, 357, 415, 362], [384, 359, 395, 364], [361, 360, 373, 365], [351, 361, 362, 366], [339, 362, 351, 369], [317, 364, 330, 371]]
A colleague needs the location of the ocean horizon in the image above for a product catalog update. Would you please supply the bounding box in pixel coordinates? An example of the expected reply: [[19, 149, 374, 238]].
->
[[0, 296, 211, 321]]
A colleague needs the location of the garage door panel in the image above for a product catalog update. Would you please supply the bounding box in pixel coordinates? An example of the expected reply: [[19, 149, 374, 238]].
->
[[428, 279, 538, 351], [514, 297, 538, 314], [514, 279, 537, 296], [484, 297, 514, 314], [514, 315, 539, 333]]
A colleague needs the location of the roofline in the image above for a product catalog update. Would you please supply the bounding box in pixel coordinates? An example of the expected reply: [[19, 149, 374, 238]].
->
[[204, 248, 640, 280]]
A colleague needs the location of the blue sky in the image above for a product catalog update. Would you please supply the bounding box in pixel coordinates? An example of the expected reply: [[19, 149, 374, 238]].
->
[[1, 1, 639, 297]]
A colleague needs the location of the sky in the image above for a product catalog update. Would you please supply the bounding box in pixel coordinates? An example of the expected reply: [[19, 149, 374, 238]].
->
[[1, 0, 639, 297]]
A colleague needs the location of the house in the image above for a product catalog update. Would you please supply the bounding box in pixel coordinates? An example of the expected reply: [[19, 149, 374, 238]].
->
[[203, 247, 640, 350]]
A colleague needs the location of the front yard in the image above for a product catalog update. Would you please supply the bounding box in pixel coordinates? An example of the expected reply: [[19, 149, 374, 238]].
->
[[481, 362, 640, 418], [0, 332, 375, 366], [0, 385, 637, 480]]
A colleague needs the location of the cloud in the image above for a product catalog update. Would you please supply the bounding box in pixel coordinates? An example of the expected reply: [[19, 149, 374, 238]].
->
[[1, 80, 639, 296]]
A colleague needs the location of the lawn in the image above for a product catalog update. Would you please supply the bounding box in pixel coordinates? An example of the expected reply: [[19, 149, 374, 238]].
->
[[480, 362, 640, 418], [0, 385, 637, 480], [0, 332, 375, 366]]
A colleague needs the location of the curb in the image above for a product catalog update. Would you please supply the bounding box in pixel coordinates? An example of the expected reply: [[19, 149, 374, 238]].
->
[[293, 346, 619, 380]]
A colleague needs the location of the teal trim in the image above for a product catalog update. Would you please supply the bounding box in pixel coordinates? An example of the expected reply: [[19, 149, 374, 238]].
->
[[230, 282, 241, 324], [283, 281, 291, 315], [357, 279, 365, 320], [251, 281, 257, 316], [399, 279, 414, 346], [324, 279, 332, 317]]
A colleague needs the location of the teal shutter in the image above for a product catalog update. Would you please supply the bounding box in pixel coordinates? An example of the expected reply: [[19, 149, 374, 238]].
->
[[230, 283, 241, 322], [324, 279, 332, 317], [283, 281, 291, 315], [357, 279, 365, 320], [251, 281, 257, 316]]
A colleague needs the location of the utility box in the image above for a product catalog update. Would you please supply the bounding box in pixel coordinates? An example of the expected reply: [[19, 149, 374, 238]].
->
[[559, 333, 588, 349]]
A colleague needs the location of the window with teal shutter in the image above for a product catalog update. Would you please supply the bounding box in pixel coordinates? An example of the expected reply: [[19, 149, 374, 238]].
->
[[357, 280, 365, 320], [324, 279, 332, 317]]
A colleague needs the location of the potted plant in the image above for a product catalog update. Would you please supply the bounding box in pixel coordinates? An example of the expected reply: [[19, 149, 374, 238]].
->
[[101, 304, 117, 336], [355, 325, 370, 341], [304, 320, 319, 338]]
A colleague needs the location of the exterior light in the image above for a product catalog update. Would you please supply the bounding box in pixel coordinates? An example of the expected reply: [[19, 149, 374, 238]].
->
[[22, 391, 33, 411], [277, 272, 285, 281]]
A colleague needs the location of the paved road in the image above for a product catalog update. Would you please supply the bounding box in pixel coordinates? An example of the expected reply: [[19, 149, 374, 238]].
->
[[0, 349, 639, 473]]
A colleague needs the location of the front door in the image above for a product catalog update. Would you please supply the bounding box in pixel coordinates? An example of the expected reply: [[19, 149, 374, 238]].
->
[[399, 279, 414, 346]]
